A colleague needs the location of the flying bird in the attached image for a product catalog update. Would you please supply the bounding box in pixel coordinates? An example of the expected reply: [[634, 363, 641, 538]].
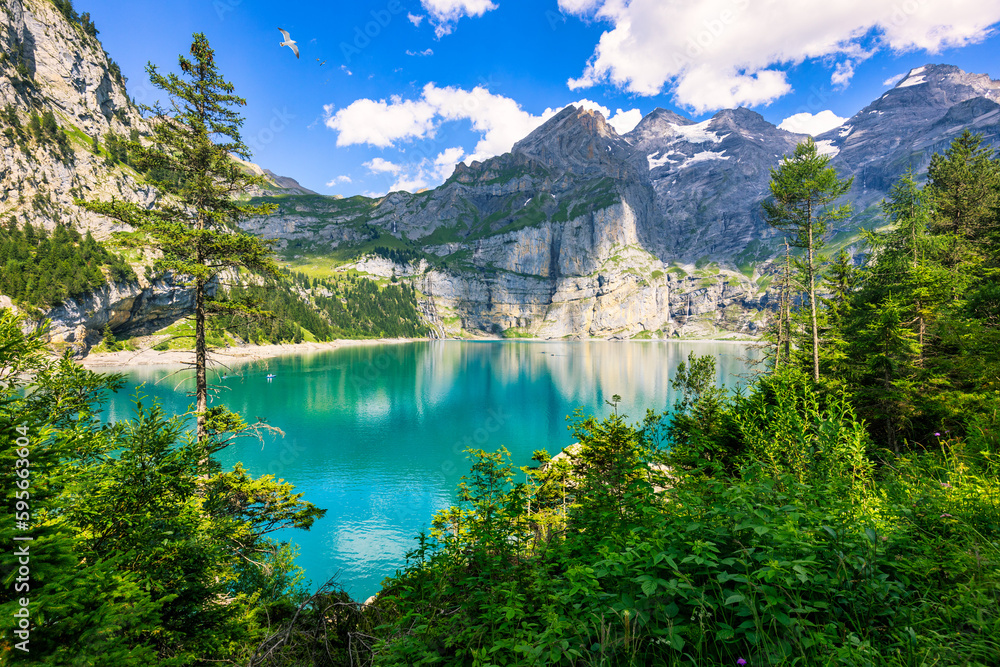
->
[[316, 58, 327, 66], [278, 28, 299, 58]]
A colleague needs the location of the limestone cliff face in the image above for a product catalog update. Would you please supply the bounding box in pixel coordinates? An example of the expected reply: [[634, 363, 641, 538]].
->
[[0, 1, 200, 351], [0, 2, 308, 351], [42, 276, 207, 351], [0, 0, 154, 236]]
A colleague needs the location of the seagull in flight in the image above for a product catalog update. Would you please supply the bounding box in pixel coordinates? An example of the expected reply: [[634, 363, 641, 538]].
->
[[316, 58, 327, 66], [278, 28, 299, 58]]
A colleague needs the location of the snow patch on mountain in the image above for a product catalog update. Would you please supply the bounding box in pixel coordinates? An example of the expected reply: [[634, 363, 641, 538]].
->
[[669, 120, 728, 144], [647, 151, 679, 169], [815, 140, 839, 157], [678, 150, 731, 169]]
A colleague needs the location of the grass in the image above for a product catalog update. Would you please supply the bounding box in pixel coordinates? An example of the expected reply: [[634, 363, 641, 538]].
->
[[501, 328, 535, 339], [151, 317, 234, 350]]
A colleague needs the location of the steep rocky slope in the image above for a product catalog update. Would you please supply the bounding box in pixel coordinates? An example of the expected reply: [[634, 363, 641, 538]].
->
[[0, 0, 310, 351], [819, 64, 1000, 209]]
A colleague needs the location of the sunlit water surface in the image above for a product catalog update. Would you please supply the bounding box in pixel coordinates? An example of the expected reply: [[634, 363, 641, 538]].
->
[[102, 340, 757, 600]]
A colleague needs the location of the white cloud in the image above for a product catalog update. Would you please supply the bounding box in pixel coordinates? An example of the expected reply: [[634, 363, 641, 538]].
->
[[778, 110, 848, 136], [329, 84, 556, 164], [364, 158, 403, 174], [883, 72, 905, 86], [408, 12, 424, 26], [325, 96, 438, 148], [340, 65, 352, 76], [564, 0, 1000, 113], [558, 0, 603, 14], [421, 0, 498, 37], [385, 147, 467, 192], [389, 174, 430, 192], [433, 146, 465, 178], [831, 60, 856, 88], [325, 175, 353, 187], [608, 108, 643, 134], [406, 48, 435, 56], [328, 87, 643, 192], [328, 86, 644, 161]]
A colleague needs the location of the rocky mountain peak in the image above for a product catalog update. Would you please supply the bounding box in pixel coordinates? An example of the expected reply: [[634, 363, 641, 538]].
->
[[625, 107, 693, 142], [709, 107, 790, 137], [511, 105, 641, 178], [890, 63, 1000, 101]]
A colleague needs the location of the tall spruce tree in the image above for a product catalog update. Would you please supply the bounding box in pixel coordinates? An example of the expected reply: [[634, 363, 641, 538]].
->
[[763, 138, 853, 382], [926, 130, 1000, 266], [81, 34, 279, 443]]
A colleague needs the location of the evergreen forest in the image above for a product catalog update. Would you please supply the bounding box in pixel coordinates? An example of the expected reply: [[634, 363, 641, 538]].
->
[[214, 270, 429, 345], [0, 220, 135, 309]]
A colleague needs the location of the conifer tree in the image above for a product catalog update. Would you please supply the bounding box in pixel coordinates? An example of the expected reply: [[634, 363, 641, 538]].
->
[[81, 33, 279, 443], [763, 138, 853, 382], [926, 130, 1000, 265]]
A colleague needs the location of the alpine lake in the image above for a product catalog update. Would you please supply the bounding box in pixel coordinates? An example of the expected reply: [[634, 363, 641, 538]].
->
[[101, 340, 758, 601]]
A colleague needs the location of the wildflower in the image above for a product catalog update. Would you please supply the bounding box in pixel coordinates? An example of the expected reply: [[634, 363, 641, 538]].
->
[[940, 482, 953, 489], [934, 432, 941, 437], [940, 513, 953, 518], [737, 660, 748, 666]]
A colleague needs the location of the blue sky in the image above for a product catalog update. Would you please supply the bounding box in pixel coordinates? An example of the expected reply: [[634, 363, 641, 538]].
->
[[80, 0, 1000, 196]]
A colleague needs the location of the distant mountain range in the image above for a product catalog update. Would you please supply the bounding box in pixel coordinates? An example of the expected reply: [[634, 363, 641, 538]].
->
[[244, 63, 1000, 338], [3, 0, 998, 341]]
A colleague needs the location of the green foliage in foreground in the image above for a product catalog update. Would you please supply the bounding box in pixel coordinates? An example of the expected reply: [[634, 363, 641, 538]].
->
[[0, 219, 136, 309], [250, 364, 999, 666], [0, 310, 325, 664]]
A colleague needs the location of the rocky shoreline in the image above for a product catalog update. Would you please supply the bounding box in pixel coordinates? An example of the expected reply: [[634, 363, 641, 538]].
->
[[77, 337, 420, 368]]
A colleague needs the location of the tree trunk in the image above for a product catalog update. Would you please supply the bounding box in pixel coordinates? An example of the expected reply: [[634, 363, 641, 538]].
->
[[782, 241, 792, 368], [195, 207, 207, 446], [807, 223, 820, 382], [195, 274, 207, 445]]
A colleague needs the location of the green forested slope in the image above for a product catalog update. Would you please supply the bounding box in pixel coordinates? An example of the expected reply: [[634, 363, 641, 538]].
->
[[0, 219, 135, 308]]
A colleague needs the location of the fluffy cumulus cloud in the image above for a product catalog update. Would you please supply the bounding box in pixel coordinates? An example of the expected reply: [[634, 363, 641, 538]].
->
[[325, 175, 353, 187], [326, 86, 643, 192], [831, 60, 856, 88], [407, 12, 424, 26], [364, 158, 403, 174], [563, 0, 1000, 112], [777, 110, 848, 136], [326, 85, 643, 163], [421, 0, 498, 37], [325, 96, 437, 148], [386, 146, 467, 192]]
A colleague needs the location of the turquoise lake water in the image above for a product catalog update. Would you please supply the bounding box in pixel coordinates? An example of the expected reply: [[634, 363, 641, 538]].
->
[[102, 340, 756, 600]]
